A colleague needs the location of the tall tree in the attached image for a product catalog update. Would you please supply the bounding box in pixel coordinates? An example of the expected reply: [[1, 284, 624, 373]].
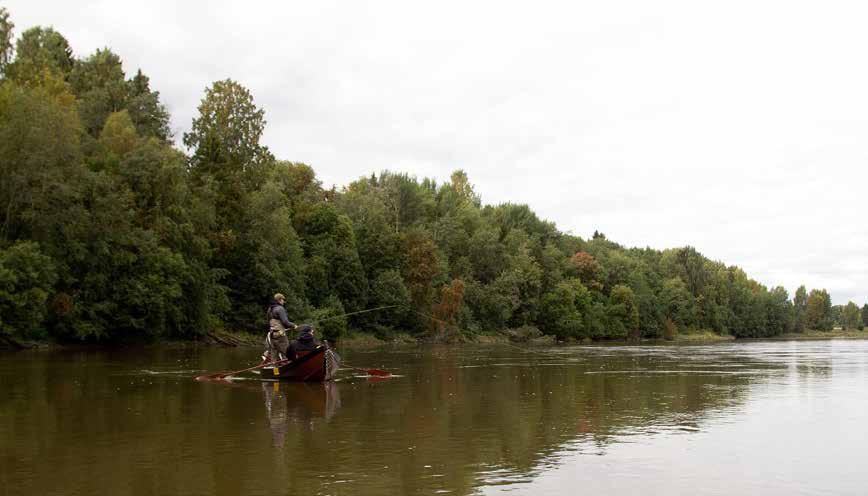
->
[[804, 289, 832, 331], [793, 285, 807, 332], [401, 228, 440, 315], [69, 49, 128, 137], [539, 279, 590, 339], [0, 81, 81, 243], [842, 301, 861, 330], [99, 110, 139, 159], [609, 284, 640, 340], [184, 79, 271, 182], [659, 277, 695, 329], [673, 246, 707, 296], [569, 251, 602, 290], [0, 241, 56, 339], [298, 203, 369, 314], [125, 69, 171, 141], [766, 286, 793, 335], [862, 303, 868, 329], [0, 8, 13, 77], [6, 26, 73, 84], [183, 79, 273, 235]]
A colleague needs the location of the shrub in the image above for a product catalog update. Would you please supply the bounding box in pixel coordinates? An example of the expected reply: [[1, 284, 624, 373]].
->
[[0, 242, 57, 339]]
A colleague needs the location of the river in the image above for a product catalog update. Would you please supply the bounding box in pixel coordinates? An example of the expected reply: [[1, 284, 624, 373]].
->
[[1, 339, 866, 495]]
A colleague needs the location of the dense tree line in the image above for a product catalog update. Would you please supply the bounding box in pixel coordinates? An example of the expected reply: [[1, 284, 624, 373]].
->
[[0, 11, 865, 343]]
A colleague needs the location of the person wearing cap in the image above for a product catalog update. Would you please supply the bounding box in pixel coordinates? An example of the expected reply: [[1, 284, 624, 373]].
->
[[287, 324, 321, 360], [263, 293, 297, 362]]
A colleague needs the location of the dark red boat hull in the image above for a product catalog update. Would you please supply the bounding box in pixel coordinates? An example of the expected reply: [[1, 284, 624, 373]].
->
[[259, 346, 340, 382]]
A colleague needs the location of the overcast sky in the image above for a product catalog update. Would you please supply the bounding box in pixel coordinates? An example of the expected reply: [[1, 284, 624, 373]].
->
[[6, 1, 867, 304]]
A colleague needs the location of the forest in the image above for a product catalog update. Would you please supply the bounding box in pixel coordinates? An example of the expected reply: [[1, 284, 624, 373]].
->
[[1, 8, 866, 344]]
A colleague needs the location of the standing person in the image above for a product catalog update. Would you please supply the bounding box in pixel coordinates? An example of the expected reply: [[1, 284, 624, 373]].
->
[[263, 293, 296, 362], [287, 324, 321, 360]]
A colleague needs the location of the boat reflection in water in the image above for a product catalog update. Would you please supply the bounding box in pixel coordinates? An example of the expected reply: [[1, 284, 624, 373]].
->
[[262, 381, 341, 447]]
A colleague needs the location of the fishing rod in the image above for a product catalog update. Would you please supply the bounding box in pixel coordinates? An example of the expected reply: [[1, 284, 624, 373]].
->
[[404, 308, 556, 357], [300, 305, 399, 377], [300, 303, 553, 359], [307, 305, 399, 326]]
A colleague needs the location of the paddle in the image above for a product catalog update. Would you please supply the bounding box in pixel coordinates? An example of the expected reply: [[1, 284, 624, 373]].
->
[[344, 365, 392, 377], [195, 358, 288, 381]]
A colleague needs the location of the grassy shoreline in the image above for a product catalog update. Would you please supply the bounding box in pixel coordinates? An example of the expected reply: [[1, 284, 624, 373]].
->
[[672, 331, 736, 343], [4, 328, 867, 351], [773, 329, 868, 340]]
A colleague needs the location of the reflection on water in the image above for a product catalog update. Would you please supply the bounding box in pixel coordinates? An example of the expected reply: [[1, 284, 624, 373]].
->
[[263, 381, 341, 446], [1, 340, 867, 495]]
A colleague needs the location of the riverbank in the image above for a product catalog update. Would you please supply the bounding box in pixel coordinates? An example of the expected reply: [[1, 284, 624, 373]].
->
[[337, 328, 737, 347], [775, 329, 868, 339], [4, 327, 866, 352], [672, 330, 736, 342]]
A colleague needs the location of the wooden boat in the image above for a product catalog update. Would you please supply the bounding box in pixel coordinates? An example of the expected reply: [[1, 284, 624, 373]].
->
[[259, 345, 341, 381]]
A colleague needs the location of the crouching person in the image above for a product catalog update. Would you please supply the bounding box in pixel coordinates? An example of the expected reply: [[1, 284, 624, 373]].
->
[[287, 324, 321, 360]]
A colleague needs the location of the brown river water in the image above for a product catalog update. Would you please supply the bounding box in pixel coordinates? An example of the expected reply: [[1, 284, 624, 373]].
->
[[2, 339, 867, 495]]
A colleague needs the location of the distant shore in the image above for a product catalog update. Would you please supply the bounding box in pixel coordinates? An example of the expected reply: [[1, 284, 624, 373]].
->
[[4, 328, 867, 351], [328, 328, 868, 348], [774, 329, 868, 340]]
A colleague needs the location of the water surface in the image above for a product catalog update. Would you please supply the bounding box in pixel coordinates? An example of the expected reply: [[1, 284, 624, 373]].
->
[[2, 340, 866, 495]]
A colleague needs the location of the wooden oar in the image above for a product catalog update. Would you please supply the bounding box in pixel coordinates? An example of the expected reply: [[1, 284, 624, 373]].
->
[[344, 365, 392, 377], [195, 359, 288, 381]]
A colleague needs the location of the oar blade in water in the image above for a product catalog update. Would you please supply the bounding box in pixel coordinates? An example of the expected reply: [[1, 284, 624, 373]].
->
[[348, 366, 391, 377], [366, 368, 391, 377]]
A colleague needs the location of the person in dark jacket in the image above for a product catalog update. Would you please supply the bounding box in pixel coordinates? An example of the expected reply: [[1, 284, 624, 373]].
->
[[287, 324, 321, 360], [263, 293, 297, 362]]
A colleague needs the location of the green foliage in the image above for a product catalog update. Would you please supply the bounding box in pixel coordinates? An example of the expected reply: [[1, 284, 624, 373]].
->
[[99, 110, 138, 158], [793, 285, 807, 332], [766, 286, 793, 335], [805, 289, 833, 331], [125, 70, 171, 141], [659, 277, 694, 329], [67, 50, 170, 142], [0, 8, 13, 76], [223, 175, 307, 330], [183, 78, 271, 184], [298, 203, 369, 314], [468, 227, 507, 283], [310, 295, 347, 341], [830, 304, 843, 327], [661, 246, 707, 296], [69, 49, 127, 136], [0, 242, 56, 338], [863, 304, 868, 329], [609, 284, 640, 340], [503, 241, 543, 327], [371, 171, 436, 232], [464, 278, 517, 332], [5, 26, 73, 84], [0, 11, 862, 344], [0, 81, 81, 243], [338, 179, 402, 280], [368, 269, 412, 329], [539, 279, 590, 339], [842, 302, 861, 330]]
